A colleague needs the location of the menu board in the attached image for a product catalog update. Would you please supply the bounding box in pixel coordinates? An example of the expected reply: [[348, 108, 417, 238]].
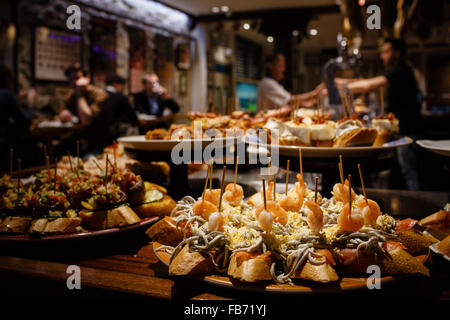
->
[[34, 26, 82, 81]]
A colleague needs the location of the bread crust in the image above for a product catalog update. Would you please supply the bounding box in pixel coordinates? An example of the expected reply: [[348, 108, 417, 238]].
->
[[293, 261, 339, 283], [396, 229, 437, 255], [133, 195, 176, 218], [79, 206, 140, 230], [333, 128, 377, 147], [227, 252, 273, 282], [373, 130, 395, 146], [169, 244, 214, 275], [0, 216, 32, 233], [146, 216, 183, 246]]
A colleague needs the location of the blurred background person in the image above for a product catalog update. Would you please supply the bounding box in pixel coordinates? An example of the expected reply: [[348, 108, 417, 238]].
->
[[105, 74, 138, 143], [257, 54, 324, 110], [337, 38, 421, 190], [56, 64, 109, 157], [134, 73, 180, 123]]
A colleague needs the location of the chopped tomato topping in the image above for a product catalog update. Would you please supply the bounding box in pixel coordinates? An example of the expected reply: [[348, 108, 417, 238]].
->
[[382, 241, 407, 252]]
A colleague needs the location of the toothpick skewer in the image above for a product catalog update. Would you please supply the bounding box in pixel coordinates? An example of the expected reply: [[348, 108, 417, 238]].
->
[[76, 140, 80, 168], [105, 154, 109, 189], [114, 141, 117, 169], [342, 95, 348, 118], [380, 86, 385, 115], [339, 154, 344, 184], [315, 176, 319, 203], [10, 148, 13, 177], [285, 159, 290, 195], [273, 174, 276, 201], [16, 159, 21, 208], [358, 164, 368, 204], [202, 163, 210, 202], [54, 158, 58, 192], [218, 166, 226, 213], [348, 174, 352, 221], [46, 155, 50, 174], [233, 156, 239, 188], [67, 151, 73, 173], [262, 179, 267, 211], [209, 163, 213, 190], [298, 149, 303, 177]]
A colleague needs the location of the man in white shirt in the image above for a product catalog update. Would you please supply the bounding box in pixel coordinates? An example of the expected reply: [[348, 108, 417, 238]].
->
[[257, 54, 322, 110]]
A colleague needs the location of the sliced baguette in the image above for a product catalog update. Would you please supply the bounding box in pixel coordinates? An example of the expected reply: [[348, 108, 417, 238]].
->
[[168, 244, 214, 275], [396, 229, 437, 255], [0, 216, 32, 233], [133, 195, 176, 218], [43, 218, 82, 234], [227, 251, 273, 282], [293, 261, 339, 283], [28, 218, 49, 234], [79, 206, 140, 230], [146, 216, 183, 247], [333, 128, 377, 147]]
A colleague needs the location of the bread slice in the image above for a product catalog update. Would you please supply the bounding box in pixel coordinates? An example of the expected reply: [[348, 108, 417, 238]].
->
[[373, 130, 395, 146], [168, 244, 214, 275], [43, 218, 82, 234], [0, 216, 32, 233], [146, 216, 184, 247], [227, 251, 273, 282], [79, 206, 140, 230], [29, 218, 49, 234], [419, 210, 450, 238], [106, 206, 141, 228], [133, 195, 177, 218], [333, 128, 377, 147], [437, 235, 450, 256], [396, 229, 437, 255], [381, 247, 430, 277], [294, 261, 339, 283]]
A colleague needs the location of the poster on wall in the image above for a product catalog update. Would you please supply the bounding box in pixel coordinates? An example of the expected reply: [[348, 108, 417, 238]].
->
[[155, 34, 174, 84], [34, 26, 81, 81], [128, 26, 146, 93], [176, 43, 191, 70]]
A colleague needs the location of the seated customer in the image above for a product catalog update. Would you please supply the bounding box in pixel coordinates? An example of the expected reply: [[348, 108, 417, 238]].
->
[[58, 64, 109, 155], [134, 73, 180, 119], [105, 74, 138, 142]]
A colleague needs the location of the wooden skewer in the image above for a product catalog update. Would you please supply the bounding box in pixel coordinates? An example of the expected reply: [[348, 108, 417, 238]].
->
[[76, 140, 80, 168], [380, 86, 385, 115], [285, 159, 290, 195], [209, 163, 213, 190], [348, 174, 352, 221], [273, 174, 276, 201], [45, 156, 50, 174], [262, 179, 267, 211], [298, 149, 303, 177], [105, 154, 109, 189], [342, 95, 348, 118], [67, 151, 73, 172], [233, 156, 239, 187], [202, 164, 210, 202], [107, 158, 117, 173], [358, 164, 368, 204], [10, 148, 13, 177], [218, 166, 226, 213], [339, 154, 344, 184], [114, 141, 117, 169], [54, 158, 58, 192], [314, 176, 319, 203], [16, 159, 21, 207]]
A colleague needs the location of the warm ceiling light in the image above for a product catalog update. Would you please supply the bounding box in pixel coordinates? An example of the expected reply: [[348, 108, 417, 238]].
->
[[267, 36, 274, 43], [292, 30, 299, 37], [211, 6, 220, 13], [243, 23, 250, 30], [309, 28, 318, 36], [220, 6, 229, 12]]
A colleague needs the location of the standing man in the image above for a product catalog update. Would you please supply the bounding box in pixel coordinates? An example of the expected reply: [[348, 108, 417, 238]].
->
[[133, 73, 180, 120], [105, 74, 138, 142], [338, 38, 421, 190], [257, 54, 322, 110]]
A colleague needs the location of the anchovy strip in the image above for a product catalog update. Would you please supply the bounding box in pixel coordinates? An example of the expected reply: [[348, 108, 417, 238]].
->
[[231, 236, 263, 255], [154, 245, 175, 255]]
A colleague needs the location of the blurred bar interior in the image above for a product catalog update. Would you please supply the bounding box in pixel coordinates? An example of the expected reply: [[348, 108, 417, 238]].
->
[[0, 0, 449, 191]]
